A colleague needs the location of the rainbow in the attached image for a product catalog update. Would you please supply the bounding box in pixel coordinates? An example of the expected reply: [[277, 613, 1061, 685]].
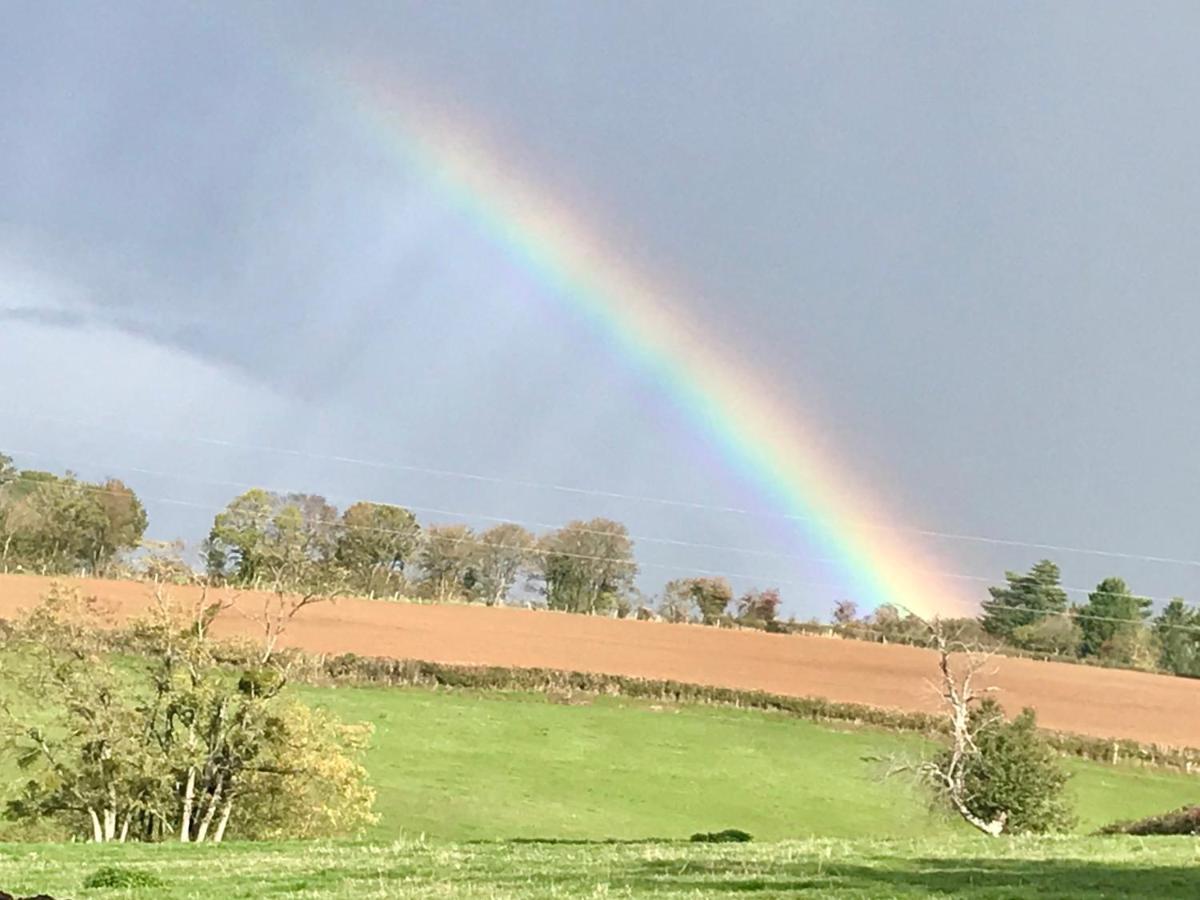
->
[[325, 69, 967, 618]]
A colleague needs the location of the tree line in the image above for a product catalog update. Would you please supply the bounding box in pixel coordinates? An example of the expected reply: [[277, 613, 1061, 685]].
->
[[831, 559, 1200, 678], [5, 454, 1200, 677], [200, 487, 640, 614]]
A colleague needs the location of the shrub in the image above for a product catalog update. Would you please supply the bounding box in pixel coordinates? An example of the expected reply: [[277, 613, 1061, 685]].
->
[[935, 700, 1074, 834], [1011, 616, 1081, 656], [690, 828, 752, 843], [83, 865, 167, 888], [1099, 806, 1200, 836], [238, 666, 285, 697], [2, 591, 376, 844]]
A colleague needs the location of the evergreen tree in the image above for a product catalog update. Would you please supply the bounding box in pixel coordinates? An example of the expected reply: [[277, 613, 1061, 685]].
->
[[1155, 599, 1200, 676], [980, 560, 1068, 642], [1074, 577, 1151, 659]]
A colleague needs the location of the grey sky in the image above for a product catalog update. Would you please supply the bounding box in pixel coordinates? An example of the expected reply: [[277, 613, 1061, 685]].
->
[[3, 2, 1200, 616]]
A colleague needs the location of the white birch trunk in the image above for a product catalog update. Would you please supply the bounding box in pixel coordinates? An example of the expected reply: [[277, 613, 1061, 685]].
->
[[180, 766, 196, 842], [212, 796, 235, 843], [195, 774, 224, 843]]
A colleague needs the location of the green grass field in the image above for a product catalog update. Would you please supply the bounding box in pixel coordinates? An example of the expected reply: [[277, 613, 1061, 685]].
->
[[1, 683, 1196, 896], [1, 836, 1197, 898], [294, 686, 1198, 841]]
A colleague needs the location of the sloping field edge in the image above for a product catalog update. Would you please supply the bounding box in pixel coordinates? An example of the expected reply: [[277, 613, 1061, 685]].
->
[[300, 651, 1200, 773]]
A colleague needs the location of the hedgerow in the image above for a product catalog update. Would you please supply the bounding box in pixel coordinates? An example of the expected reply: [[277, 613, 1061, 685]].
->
[[75, 621, 1200, 775], [306, 652, 1200, 773]]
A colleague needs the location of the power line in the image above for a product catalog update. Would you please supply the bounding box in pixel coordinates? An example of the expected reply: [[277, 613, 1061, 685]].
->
[[3, 465, 1199, 616], [7, 409, 1200, 569], [0, 469, 854, 593], [6, 473, 1200, 636], [7, 449, 856, 569], [13, 444, 1200, 603], [13, 447, 1080, 595], [6, 450, 865, 586], [0, 451, 1179, 604]]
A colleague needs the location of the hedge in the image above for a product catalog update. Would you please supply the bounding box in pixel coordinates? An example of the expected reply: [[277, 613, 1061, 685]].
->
[[77, 620, 1200, 775], [299, 651, 1200, 773]]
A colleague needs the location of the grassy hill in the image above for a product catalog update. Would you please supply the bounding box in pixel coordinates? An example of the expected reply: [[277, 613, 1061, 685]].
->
[[3, 836, 1197, 898], [0, 680, 1195, 897], [291, 686, 1196, 841]]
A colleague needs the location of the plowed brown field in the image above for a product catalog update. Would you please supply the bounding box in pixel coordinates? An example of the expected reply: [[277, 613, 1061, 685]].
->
[[2, 574, 1197, 746]]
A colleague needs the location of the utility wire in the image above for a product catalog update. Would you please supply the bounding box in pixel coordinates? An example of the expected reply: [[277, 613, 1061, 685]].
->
[[7, 410, 1200, 569], [3, 466, 1199, 618], [13, 448, 1083, 593], [0, 454, 1174, 601], [0, 469, 853, 592]]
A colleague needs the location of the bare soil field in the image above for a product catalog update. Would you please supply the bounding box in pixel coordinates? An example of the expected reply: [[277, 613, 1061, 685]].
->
[[1, 574, 1197, 746]]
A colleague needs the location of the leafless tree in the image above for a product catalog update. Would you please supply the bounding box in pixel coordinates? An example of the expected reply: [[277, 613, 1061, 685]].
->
[[246, 562, 345, 663], [909, 622, 1007, 836]]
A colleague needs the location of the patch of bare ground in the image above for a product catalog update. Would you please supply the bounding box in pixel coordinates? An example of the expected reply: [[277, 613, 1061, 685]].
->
[[0, 574, 1196, 746]]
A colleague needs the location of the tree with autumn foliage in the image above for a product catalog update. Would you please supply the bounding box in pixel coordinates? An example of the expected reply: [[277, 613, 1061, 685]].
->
[[0, 458, 146, 576], [0, 586, 376, 843]]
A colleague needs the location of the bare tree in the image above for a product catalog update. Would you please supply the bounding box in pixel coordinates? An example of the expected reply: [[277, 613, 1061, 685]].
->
[[913, 623, 1006, 836], [239, 560, 345, 663], [254, 585, 328, 664]]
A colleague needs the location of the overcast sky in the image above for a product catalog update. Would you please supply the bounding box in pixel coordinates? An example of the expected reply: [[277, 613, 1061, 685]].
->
[[4, 2, 1200, 617]]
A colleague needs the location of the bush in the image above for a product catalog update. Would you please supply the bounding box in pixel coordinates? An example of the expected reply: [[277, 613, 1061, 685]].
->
[[83, 865, 167, 888], [936, 700, 1074, 834], [238, 666, 285, 697], [1011, 617, 1081, 656], [1098, 806, 1200, 835], [690, 828, 752, 843]]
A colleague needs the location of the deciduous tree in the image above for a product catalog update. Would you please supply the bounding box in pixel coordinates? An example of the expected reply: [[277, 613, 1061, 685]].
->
[[737, 588, 782, 629], [93, 478, 148, 572], [334, 502, 420, 597], [832, 600, 859, 625], [1, 587, 376, 843], [469, 523, 534, 606], [533, 519, 637, 615], [417, 524, 476, 602], [205, 490, 338, 590], [658, 579, 700, 623], [899, 625, 1073, 836]]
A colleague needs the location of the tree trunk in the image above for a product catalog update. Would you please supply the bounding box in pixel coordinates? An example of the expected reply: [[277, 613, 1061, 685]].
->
[[180, 766, 196, 842], [212, 796, 235, 843], [953, 799, 1006, 836], [195, 774, 224, 843], [88, 808, 103, 843], [119, 814, 131, 844], [104, 785, 118, 842]]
